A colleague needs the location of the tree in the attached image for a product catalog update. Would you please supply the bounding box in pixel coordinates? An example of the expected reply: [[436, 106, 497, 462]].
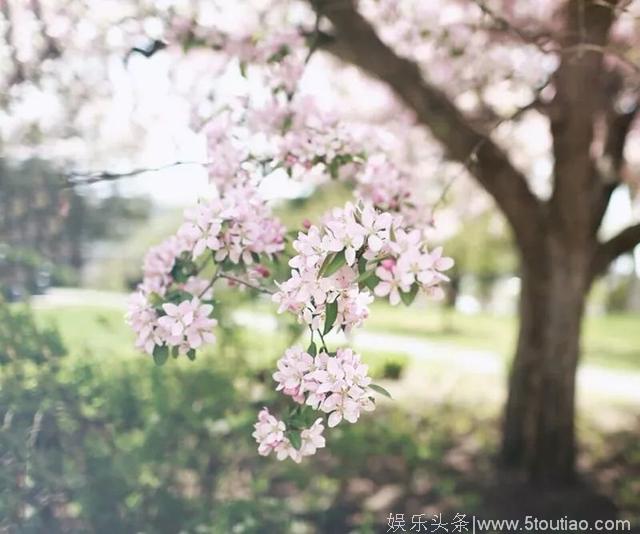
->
[[3, 0, 640, 484], [307, 0, 640, 484]]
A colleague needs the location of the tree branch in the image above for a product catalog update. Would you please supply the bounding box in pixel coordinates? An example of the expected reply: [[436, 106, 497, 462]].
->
[[469, 0, 552, 54], [312, 0, 544, 257], [65, 161, 208, 187], [549, 0, 618, 246], [592, 223, 640, 277], [592, 100, 639, 232]]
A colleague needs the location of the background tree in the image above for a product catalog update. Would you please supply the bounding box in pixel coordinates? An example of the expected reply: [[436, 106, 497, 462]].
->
[[0, 159, 151, 298]]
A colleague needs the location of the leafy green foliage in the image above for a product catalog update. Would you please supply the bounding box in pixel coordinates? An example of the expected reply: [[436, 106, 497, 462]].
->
[[4, 303, 638, 530], [0, 301, 294, 533]]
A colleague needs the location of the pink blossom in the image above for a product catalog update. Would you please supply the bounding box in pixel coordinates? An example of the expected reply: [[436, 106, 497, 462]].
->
[[252, 408, 286, 457], [299, 418, 326, 456], [157, 298, 217, 353], [273, 347, 314, 403], [140, 236, 189, 296], [182, 184, 286, 266], [374, 264, 406, 306], [252, 409, 326, 463], [306, 348, 374, 427], [126, 292, 161, 355]]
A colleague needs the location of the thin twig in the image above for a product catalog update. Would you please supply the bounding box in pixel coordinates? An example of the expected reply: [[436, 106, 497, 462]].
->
[[431, 76, 551, 213], [198, 268, 220, 298], [470, 0, 551, 54], [65, 160, 210, 187], [317, 329, 328, 351], [304, 3, 323, 64], [219, 273, 274, 294], [469, 0, 640, 76]]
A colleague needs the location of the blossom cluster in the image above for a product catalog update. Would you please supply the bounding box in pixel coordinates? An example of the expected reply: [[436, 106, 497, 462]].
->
[[179, 184, 286, 263], [204, 89, 363, 189], [273, 201, 453, 333], [253, 346, 375, 461], [352, 153, 431, 226], [126, 294, 217, 358], [128, 21, 454, 463], [252, 408, 326, 463], [258, 200, 452, 462], [196, 27, 365, 189], [126, 182, 285, 360], [274, 347, 374, 426]]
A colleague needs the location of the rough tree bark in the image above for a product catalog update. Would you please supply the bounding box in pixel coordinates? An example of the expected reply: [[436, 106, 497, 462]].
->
[[503, 232, 591, 483], [312, 0, 640, 484]]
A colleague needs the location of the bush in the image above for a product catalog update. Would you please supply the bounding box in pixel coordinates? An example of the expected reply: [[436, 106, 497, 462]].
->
[[365, 352, 409, 381], [0, 302, 498, 533], [0, 301, 299, 533]]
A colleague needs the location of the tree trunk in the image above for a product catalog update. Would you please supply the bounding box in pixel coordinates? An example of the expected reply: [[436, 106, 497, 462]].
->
[[502, 237, 591, 484]]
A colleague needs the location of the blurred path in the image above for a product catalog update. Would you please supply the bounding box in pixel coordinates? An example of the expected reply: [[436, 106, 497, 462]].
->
[[231, 310, 640, 408], [30, 287, 129, 309], [32, 289, 640, 409]]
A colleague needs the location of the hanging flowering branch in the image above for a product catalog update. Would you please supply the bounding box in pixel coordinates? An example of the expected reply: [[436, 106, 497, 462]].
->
[[126, 28, 453, 462]]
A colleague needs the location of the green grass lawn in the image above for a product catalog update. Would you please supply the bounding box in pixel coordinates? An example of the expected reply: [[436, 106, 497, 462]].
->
[[363, 302, 640, 371], [19, 301, 640, 528], [32, 299, 639, 371], [31, 304, 409, 381], [34, 305, 135, 358]]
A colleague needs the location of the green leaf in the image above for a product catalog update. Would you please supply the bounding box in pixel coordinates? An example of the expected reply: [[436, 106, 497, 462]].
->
[[357, 268, 375, 283], [318, 253, 334, 276], [363, 274, 380, 291], [165, 289, 192, 304], [319, 251, 346, 278], [171, 346, 180, 358], [369, 383, 392, 399], [307, 341, 317, 357], [299, 405, 315, 425], [289, 410, 308, 429], [186, 349, 196, 361], [282, 114, 293, 132], [323, 300, 338, 335], [400, 284, 419, 306], [287, 430, 302, 449], [152, 345, 169, 366], [357, 255, 367, 275], [327, 157, 340, 178], [171, 257, 197, 283]]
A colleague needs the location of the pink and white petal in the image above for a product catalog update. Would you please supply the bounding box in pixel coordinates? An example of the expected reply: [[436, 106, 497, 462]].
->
[[328, 411, 342, 428]]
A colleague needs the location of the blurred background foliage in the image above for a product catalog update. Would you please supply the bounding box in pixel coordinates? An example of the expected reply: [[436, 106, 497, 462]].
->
[[1, 297, 638, 532], [1, 171, 639, 532], [0, 301, 461, 533], [0, 158, 152, 300]]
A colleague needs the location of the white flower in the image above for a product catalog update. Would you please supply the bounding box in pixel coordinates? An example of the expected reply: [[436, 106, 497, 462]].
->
[[374, 264, 405, 306]]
